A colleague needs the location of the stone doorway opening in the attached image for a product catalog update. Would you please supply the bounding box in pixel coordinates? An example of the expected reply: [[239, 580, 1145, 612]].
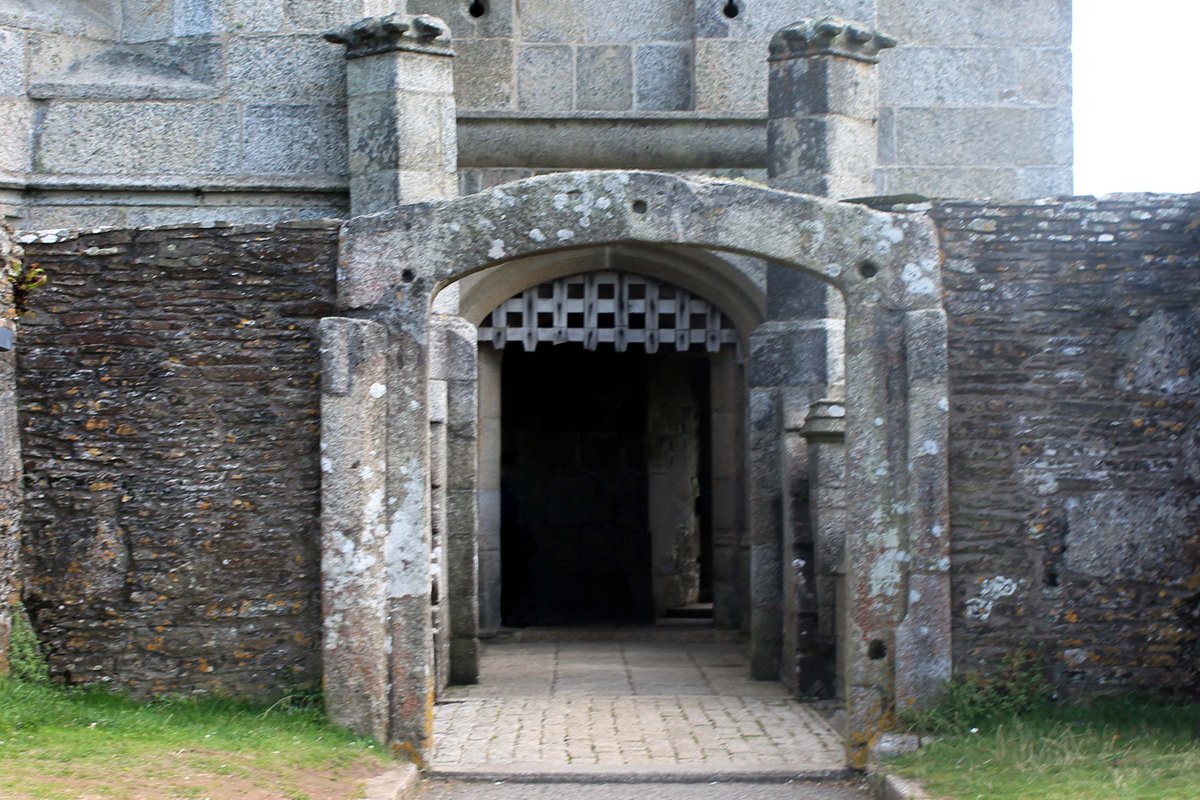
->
[[498, 344, 715, 628], [471, 266, 749, 632]]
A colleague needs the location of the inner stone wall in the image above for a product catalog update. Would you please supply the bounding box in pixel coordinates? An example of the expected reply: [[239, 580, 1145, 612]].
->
[[16, 221, 337, 696], [934, 194, 1200, 696]]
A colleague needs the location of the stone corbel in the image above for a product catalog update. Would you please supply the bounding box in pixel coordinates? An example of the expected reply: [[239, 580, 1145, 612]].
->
[[325, 13, 454, 59], [769, 17, 897, 64]]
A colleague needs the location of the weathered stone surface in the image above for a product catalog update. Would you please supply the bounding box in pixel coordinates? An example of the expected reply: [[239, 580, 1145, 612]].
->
[[0, 227, 20, 675], [336, 21, 458, 213], [320, 316, 390, 742], [17, 222, 338, 696], [35, 102, 241, 175], [769, 17, 896, 64], [517, 44, 573, 112], [933, 194, 1200, 696], [576, 45, 632, 112], [635, 44, 691, 112]]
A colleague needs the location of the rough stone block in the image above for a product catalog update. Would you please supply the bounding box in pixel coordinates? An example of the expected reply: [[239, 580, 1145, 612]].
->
[[241, 103, 346, 177], [0, 99, 29, 175], [582, 0, 691, 43], [1016, 46, 1071, 106], [27, 32, 110, 80], [695, 39, 766, 114], [635, 44, 691, 111], [516, 0, 583, 42], [121, 0, 174, 42], [174, 0, 217, 35], [228, 35, 345, 102], [34, 101, 240, 175], [517, 45, 573, 112], [284, 0, 371, 30], [721, 0, 877, 40], [412, 0, 513, 38], [454, 38, 513, 110], [1018, 166, 1071, 198], [576, 45, 632, 112], [0, 29, 25, 98], [880, 46, 999, 106], [226, 0, 284, 33], [749, 324, 829, 389], [879, 165, 1019, 198], [894, 107, 1073, 167], [878, 0, 1070, 47]]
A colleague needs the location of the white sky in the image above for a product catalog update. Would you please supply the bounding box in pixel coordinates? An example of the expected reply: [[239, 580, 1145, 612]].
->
[[1073, 1, 1200, 195]]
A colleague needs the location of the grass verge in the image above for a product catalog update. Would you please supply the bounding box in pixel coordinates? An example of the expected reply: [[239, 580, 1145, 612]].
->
[[0, 678, 392, 800], [888, 695, 1200, 800]]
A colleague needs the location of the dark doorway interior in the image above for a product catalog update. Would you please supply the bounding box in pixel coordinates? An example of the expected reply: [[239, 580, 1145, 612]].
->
[[500, 344, 653, 626]]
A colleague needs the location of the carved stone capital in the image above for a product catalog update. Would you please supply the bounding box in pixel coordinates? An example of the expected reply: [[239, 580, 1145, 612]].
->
[[769, 17, 897, 64], [325, 14, 453, 59]]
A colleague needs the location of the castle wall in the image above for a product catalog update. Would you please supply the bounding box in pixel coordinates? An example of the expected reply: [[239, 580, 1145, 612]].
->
[[15, 220, 337, 696], [1, 0, 1071, 228], [934, 193, 1200, 694], [0, 227, 19, 674], [11, 192, 1196, 702]]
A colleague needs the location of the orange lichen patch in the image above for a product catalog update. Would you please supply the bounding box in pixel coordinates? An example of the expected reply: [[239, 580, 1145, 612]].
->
[[115, 423, 136, 435], [88, 481, 115, 491], [1064, 611, 1079, 623]]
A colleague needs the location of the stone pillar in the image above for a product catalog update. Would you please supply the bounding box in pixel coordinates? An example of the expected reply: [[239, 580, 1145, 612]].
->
[[767, 17, 896, 199], [0, 231, 20, 674], [326, 14, 458, 216], [319, 317, 391, 743], [799, 399, 847, 700], [709, 348, 744, 630], [477, 347, 502, 630], [893, 310, 952, 711], [431, 315, 480, 685]]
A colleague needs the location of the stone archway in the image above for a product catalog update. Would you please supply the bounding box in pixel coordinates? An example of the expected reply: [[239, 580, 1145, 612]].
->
[[319, 170, 950, 766]]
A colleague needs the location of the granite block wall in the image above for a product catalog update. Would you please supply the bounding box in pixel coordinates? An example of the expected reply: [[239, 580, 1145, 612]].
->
[[15, 220, 337, 696], [933, 194, 1200, 695]]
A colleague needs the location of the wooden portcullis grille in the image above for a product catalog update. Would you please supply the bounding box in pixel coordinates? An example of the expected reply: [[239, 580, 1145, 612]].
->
[[477, 271, 740, 355]]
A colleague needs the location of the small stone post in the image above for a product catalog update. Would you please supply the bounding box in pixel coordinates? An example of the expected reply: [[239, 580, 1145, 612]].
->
[[0, 230, 20, 676], [799, 399, 847, 699], [767, 17, 896, 199], [326, 14, 458, 215]]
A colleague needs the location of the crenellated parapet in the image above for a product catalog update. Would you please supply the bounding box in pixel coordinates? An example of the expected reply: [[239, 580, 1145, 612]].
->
[[769, 16, 897, 64], [324, 13, 454, 59]]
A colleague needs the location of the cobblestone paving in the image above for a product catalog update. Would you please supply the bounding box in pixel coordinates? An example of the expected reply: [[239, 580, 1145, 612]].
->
[[431, 640, 846, 775]]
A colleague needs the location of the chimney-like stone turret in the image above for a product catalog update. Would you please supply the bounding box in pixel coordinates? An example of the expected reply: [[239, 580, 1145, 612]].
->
[[767, 17, 896, 199], [326, 14, 458, 216]]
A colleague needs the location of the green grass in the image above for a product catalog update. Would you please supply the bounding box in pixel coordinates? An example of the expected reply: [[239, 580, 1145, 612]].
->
[[0, 678, 392, 799], [889, 695, 1200, 800]]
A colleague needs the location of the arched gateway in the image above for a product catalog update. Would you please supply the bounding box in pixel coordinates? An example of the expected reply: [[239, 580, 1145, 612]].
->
[[318, 170, 950, 766]]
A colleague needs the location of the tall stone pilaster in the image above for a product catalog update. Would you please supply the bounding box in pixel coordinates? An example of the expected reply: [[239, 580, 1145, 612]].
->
[[326, 14, 459, 215], [767, 17, 896, 199], [0, 230, 20, 676]]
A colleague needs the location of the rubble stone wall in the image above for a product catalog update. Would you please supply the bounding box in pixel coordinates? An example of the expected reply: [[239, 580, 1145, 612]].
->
[[0, 226, 19, 674], [16, 221, 338, 697], [933, 194, 1200, 695]]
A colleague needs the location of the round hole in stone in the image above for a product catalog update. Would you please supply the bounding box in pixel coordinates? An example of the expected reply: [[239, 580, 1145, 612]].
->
[[859, 261, 879, 279], [867, 639, 887, 660], [723, 1, 740, 19], [632, 199, 648, 214], [468, 0, 486, 17], [400, 269, 416, 283]]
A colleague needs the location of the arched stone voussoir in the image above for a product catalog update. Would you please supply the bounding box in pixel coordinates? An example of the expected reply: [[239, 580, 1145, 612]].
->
[[338, 170, 941, 313]]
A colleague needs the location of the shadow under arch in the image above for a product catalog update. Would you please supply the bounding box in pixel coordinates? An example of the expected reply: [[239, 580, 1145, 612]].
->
[[321, 170, 951, 768]]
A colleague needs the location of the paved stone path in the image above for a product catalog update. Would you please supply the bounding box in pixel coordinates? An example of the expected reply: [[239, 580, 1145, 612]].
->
[[421, 779, 871, 800], [430, 639, 847, 780]]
